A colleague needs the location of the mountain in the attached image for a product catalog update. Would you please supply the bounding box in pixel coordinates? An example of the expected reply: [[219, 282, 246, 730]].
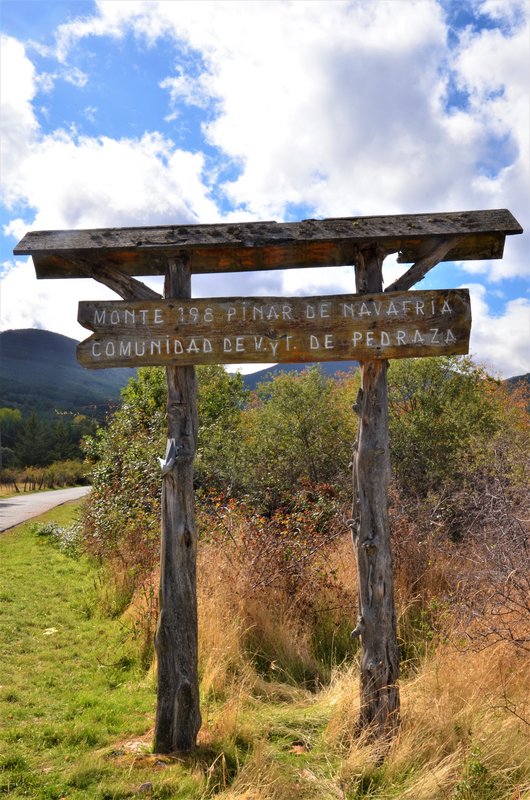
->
[[0, 329, 136, 418], [505, 372, 530, 390], [2, 328, 526, 416], [240, 361, 358, 390]]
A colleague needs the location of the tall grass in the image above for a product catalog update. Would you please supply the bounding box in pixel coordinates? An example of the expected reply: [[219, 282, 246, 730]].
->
[[2, 499, 529, 798]]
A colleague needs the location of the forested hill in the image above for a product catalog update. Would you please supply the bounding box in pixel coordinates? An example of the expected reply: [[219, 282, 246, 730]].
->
[[0, 329, 136, 418], [1, 327, 526, 415], [241, 361, 358, 389]]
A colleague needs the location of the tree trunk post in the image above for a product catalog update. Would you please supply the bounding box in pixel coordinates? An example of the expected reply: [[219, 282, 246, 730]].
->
[[351, 246, 400, 740], [153, 255, 201, 753]]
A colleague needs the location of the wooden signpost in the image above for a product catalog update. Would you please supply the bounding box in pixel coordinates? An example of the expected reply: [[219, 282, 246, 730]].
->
[[14, 209, 522, 751], [77, 289, 471, 368]]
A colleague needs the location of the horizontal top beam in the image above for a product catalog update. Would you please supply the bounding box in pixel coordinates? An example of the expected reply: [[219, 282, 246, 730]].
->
[[14, 209, 522, 279]]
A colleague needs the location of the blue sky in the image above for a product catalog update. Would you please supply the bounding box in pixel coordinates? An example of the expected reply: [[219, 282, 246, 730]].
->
[[1, 0, 528, 377]]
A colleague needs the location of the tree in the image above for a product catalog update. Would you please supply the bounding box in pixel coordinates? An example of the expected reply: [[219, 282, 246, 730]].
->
[[195, 364, 248, 491], [15, 411, 51, 467], [82, 365, 249, 567], [0, 408, 22, 470], [387, 356, 504, 499], [237, 367, 357, 511]]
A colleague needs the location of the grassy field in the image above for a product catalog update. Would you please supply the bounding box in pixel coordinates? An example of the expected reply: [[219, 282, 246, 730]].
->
[[1, 501, 529, 799]]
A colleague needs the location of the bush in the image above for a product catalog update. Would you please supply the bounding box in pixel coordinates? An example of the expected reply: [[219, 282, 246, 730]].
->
[[235, 367, 357, 511], [31, 520, 84, 557]]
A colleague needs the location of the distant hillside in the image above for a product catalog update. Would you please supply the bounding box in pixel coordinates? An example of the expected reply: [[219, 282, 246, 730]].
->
[[505, 372, 529, 390], [0, 329, 136, 418], [241, 361, 358, 390], [1, 329, 527, 416]]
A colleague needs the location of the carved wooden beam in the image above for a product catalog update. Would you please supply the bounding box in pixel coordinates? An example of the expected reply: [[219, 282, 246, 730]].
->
[[385, 237, 463, 293], [80, 260, 162, 301], [14, 209, 522, 279]]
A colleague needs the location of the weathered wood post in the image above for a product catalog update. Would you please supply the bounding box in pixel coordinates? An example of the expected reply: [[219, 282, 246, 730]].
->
[[153, 256, 201, 753], [351, 246, 399, 738]]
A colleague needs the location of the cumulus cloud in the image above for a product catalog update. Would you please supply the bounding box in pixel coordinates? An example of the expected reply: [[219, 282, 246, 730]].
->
[[1, 1, 528, 379], [0, 258, 117, 340], [40, 0, 528, 278], [466, 283, 530, 378]]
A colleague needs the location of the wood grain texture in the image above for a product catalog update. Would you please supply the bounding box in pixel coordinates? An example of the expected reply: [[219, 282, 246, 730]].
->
[[14, 209, 522, 278], [79, 262, 162, 301], [76, 289, 471, 368], [153, 257, 201, 754], [352, 248, 400, 740]]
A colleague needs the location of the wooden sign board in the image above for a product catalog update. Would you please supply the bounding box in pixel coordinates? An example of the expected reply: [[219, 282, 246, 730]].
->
[[77, 289, 471, 368]]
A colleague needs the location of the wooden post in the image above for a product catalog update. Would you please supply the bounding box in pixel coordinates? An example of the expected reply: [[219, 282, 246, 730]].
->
[[351, 246, 400, 739], [153, 256, 201, 753]]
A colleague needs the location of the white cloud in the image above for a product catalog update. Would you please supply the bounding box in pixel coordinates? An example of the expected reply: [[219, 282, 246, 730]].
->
[[0, 36, 39, 206], [466, 283, 530, 378], [45, 0, 528, 279], [0, 258, 117, 340], [1, 1, 529, 380]]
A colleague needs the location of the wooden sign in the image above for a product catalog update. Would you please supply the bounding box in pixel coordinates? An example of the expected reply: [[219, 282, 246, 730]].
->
[[77, 288, 471, 368]]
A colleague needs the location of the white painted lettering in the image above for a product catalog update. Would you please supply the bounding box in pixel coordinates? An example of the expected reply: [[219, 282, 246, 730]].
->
[[366, 331, 375, 346], [110, 309, 120, 325], [187, 339, 199, 353], [324, 333, 334, 349], [267, 305, 279, 321], [387, 301, 398, 316], [342, 303, 355, 318], [445, 330, 457, 344], [270, 340, 280, 357], [320, 302, 331, 318], [119, 341, 131, 357], [282, 305, 293, 320], [92, 342, 102, 357], [154, 308, 163, 324], [413, 330, 424, 344], [441, 300, 452, 315], [396, 330, 406, 345], [352, 332, 362, 347], [380, 331, 390, 345], [235, 336, 245, 352], [105, 341, 116, 356], [203, 338, 212, 353], [359, 302, 371, 317], [174, 340, 183, 354], [139, 310, 148, 323], [223, 337, 232, 352], [227, 307, 236, 322], [252, 306, 264, 320], [254, 336, 264, 351], [430, 328, 441, 343], [415, 300, 424, 315], [150, 340, 161, 355], [310, 334, 320, 349], [94, 309, 106, 325]]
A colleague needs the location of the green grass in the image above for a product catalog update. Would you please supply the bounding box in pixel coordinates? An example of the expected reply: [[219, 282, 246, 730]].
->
[[0, 501, 204, 799], [1, 501, 528, 799]]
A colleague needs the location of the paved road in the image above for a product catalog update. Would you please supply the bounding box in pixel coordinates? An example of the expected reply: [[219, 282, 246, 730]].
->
[[0, 486, 91, 532]]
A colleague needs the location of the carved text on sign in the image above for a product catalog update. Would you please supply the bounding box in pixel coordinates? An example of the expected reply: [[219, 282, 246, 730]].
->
[[77, 289, 471, 368]]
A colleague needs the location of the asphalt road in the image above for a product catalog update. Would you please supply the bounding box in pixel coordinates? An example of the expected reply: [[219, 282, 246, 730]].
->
[[0, 486, 91, 532]]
